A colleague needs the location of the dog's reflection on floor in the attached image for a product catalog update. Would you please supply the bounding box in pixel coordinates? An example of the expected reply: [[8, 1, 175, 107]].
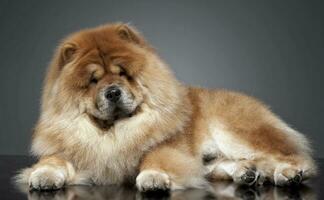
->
[[19, 182, 316, 200]]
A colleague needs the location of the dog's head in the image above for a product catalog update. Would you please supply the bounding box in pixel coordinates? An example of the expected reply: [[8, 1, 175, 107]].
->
[[42, 23, 180, 128]]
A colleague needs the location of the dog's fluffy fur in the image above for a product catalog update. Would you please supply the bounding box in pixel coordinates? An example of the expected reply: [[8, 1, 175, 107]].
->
[[16, 23, 316, 191]]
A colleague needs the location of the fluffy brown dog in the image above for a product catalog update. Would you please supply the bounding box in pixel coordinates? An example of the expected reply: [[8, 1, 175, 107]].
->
[[16, 23, 316, 191]]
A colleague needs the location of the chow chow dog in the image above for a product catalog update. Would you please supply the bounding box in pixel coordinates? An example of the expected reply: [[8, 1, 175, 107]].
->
[[16, 23, 316, 192]]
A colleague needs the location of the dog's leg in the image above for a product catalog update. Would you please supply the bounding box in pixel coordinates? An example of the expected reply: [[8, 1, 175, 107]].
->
[[205, 127, 317, 186], [137, 145, 207, 192], [206, 155, 316, 187], [17, 156, 76, 190]]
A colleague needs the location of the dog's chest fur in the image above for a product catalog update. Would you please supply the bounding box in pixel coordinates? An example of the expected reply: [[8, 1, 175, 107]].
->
[[33, 111, 165, 185], [73, 116, 157, 184]]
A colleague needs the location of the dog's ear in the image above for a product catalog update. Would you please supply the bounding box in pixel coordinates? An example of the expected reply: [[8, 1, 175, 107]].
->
[[116, 24, 146, 46], [58, 43, 77, 67]]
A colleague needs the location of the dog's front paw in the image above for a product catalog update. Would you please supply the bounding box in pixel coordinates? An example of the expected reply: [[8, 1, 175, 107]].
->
[[136, 170, 171, 192], [29, 166, 67, 190]]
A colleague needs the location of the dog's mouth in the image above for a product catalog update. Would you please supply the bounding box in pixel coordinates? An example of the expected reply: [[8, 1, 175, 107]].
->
[[89, 105, 140, 130], [111, 108, 135, 121]]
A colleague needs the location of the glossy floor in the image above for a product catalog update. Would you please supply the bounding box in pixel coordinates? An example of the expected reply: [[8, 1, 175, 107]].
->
[[1, 156, 323, 200]]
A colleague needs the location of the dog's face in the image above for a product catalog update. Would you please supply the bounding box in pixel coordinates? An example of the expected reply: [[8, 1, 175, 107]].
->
[[45, 24, 157, 128], [79, 58, 144, 126]]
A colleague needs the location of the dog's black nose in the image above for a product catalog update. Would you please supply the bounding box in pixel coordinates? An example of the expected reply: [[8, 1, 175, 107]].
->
[[105, 86, 121, 102]]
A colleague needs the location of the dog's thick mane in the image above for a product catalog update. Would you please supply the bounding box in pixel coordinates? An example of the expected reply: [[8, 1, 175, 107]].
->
[[28, 27, 192, 183]]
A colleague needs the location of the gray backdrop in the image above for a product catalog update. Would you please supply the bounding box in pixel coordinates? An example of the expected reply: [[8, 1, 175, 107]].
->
[[0, 0, 323, 157]]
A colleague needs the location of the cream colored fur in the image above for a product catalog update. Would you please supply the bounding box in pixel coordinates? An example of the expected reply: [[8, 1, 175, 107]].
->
[[15, 23, 316, 192]]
